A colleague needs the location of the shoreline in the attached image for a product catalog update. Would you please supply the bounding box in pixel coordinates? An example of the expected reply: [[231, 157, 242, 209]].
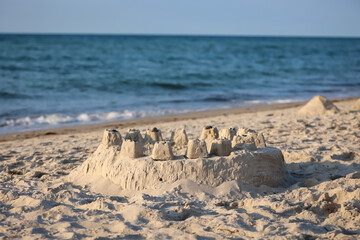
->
[[0, 96, 357, 142]]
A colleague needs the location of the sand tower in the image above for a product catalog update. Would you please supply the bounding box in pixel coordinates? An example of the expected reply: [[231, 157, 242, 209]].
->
[[170, 129, 188, 146], [186, 139, 208, 159], [144, 127, 163, 144]]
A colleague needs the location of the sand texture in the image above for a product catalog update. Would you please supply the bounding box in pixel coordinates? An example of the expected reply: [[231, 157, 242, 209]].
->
[[0, 98, 359, 239], [350, 98, 360, 112]]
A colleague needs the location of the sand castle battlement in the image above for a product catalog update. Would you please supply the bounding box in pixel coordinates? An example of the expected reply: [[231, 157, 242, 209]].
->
[[72, 126, 288, 190]]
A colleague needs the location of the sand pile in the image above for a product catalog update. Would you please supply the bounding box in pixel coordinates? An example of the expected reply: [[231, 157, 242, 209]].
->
[[298, 95, 339, 115], [349, 98, 360, 111], [70, 126, 288, 190]]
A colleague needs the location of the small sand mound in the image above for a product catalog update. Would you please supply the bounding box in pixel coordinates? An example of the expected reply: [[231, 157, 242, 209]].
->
[[70, 127, 288, 190], [349, 98, 360, 111], [298, 95, 339, 115]]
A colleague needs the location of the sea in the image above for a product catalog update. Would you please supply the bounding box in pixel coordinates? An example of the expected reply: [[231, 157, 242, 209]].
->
[[1, 34, 360, 134]]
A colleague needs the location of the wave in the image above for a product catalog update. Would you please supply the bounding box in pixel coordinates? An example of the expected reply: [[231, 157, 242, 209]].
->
[[0, 109, 191, 130], [0, 93, 358, 134], [242, 99, 295, 105], [201, 96, 235, 102], [0, 98, 297, 129], [150, 82, 188, 90], [0, 91, 34, 99]]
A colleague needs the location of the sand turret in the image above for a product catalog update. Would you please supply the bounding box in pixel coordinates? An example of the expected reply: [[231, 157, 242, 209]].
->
[[236, 128, 266, 148], [120, 140, 143, 158], [250, 132, 267, 148], [200, 126, 219, 141], [144, 127, 163, 144], [186, 139, 208, 159], [199, 126, 219, 152], [101, 129, 122, 147], [151, 141, 174, 161], [124, 129, 143, 143], [232, 135, 257, 151], [210, 138, 232, 156], [170, 129, 188, 146], [237, 128, 255, 136], [219, 128, 237, 140]]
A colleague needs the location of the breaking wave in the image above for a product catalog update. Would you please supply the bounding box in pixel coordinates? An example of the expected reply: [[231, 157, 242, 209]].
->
[[0, 109, 191, 133]]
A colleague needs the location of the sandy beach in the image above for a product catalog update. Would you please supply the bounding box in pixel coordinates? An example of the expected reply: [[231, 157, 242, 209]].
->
[[0, 97, 359, 239]]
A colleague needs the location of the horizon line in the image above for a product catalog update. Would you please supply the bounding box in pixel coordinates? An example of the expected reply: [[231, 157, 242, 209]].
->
[[1, 32, 360, 39]]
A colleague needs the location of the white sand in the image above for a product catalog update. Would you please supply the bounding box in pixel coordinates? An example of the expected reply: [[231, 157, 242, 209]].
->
[[0, 98, 359, 239]]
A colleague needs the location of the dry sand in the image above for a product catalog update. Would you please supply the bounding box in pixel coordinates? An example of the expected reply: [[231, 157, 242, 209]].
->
[[0, 97, 359, 239]]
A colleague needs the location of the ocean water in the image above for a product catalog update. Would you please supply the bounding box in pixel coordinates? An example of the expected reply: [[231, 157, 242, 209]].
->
[[1, 34, 360, 134]]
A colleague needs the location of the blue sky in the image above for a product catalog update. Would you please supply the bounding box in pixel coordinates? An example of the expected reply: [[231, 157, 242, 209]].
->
[[0, 0, 359, 37]]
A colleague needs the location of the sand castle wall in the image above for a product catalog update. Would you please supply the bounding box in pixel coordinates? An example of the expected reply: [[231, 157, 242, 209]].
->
[[72, 126, 289, 190], [76, 144, 287, 190]]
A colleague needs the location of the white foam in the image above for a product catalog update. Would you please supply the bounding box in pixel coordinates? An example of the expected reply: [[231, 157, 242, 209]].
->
[[0, 108, 192, 133], [243, 99, 295, 105], [0, 98, 317, 134]]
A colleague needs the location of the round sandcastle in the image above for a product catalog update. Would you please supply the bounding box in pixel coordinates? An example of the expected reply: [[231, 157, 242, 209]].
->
[[71, 126, 288, 190]]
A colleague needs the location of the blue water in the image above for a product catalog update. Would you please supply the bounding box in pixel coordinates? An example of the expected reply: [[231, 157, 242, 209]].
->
[[1, 34, 360, 134]]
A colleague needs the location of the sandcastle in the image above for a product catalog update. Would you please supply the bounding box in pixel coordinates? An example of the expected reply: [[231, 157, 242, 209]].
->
[[72, 126, 288, 190]]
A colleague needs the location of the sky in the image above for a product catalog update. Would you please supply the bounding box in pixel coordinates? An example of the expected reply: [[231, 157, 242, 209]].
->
[[0, 0, 359, 37]]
